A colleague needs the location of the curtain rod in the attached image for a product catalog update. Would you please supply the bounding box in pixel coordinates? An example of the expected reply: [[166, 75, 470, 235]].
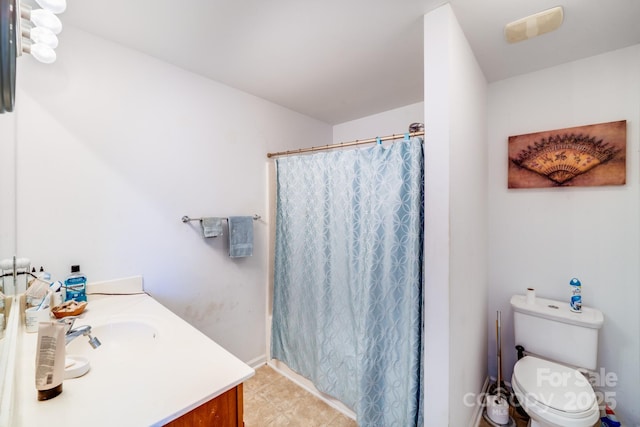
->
[[266, 130, 425, 159]]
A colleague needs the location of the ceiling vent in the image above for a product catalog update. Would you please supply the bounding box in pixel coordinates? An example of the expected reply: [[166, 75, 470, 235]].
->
[[504, 6, 564, 43]]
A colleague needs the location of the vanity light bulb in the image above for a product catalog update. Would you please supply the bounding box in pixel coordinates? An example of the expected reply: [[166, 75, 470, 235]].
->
[[29, 27, 58, 48], [29, 43, 57, 64], [30, 9, 63, 34], [35, 0, 66, 14]]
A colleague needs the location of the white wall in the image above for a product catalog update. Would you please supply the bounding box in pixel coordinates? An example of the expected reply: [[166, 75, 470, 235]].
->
[[13, 27, 331, 364], [332, 102, 424, 143], [423, 5, 489, 426], [488, 44, 640, 425], [446, 13, 489, 427]]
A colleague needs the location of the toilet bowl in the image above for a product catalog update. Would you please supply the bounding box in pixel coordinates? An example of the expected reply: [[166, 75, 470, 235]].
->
[[512, 356, 600, 427]]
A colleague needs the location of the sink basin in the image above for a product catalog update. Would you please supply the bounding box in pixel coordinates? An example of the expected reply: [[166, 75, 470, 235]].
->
[[66, 320, 158, 360]]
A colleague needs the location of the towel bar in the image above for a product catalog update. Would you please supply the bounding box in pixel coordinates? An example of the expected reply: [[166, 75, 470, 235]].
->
[[181, 214, 261, 223]]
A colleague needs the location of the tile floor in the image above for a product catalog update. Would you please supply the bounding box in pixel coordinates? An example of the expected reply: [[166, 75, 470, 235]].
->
[[246, 367, 577, 427], [244, 365, 358, 427]]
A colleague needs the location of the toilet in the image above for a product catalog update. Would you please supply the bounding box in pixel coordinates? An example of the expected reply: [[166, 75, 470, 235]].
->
[[510, 294, 604, 427]]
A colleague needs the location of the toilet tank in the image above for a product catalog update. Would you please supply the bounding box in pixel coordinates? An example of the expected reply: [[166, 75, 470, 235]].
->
[[511, 294, 604, 370]]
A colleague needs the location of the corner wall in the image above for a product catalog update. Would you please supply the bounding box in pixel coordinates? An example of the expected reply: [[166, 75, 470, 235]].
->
[[332, 102, 424, 143], [423, 5, 489, 426], [488, 44, 640, 426], [13, 26, 331, 364]]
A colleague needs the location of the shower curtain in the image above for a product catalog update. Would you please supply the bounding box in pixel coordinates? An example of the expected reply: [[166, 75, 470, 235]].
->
[[271, 137, 424, 426]]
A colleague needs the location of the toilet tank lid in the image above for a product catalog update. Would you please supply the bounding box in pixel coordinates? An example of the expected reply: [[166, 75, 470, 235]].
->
[[510, 295, 604, 329]]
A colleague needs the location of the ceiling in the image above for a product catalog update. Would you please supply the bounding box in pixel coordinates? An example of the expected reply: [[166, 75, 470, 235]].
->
[[57, 0, 640, 125]]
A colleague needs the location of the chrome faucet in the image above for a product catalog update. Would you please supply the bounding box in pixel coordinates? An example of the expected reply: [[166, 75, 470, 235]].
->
[[58, 317, 101, 349]]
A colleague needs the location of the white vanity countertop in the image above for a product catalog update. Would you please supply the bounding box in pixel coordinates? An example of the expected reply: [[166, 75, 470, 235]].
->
[[13, 281, 254, 427]]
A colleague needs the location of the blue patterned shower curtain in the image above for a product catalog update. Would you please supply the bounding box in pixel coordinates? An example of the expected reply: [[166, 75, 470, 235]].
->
[[271, 137, 424, 426]]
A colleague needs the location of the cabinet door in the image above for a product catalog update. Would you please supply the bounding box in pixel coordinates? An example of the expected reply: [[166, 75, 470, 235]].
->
[[165, 384, 243, 427]]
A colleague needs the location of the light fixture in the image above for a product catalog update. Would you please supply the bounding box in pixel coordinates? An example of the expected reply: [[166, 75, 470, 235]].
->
[[504, 6, 564, 44], [22, 7, 63, 34], [22, 26, 58, 48], [34, 0, 65, 14], [0, 0, 67, 113], [22, 41, 55, 63]]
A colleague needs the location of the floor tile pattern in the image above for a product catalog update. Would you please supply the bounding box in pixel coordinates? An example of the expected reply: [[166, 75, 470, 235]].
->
[[244, 365, 358, 427], [246, 367, 599, 427]]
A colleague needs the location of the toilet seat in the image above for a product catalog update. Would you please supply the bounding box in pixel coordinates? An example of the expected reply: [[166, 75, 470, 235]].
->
[[512, 356, 600, 427]]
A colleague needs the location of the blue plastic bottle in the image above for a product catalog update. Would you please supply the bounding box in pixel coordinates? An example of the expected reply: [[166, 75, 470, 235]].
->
[[64, 265, 87, 302], [569, 277, 582, 312]]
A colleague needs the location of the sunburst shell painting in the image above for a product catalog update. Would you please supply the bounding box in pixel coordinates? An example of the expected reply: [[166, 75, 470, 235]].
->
[[508, 120, 626, 188]]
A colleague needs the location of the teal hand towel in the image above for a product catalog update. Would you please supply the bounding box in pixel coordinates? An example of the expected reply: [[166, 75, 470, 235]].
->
[[228, 216, 253, 257], [201, 217, 223, 238]]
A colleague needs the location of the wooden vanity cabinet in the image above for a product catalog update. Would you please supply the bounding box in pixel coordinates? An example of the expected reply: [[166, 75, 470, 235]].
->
[[164, 384, 244, 427]]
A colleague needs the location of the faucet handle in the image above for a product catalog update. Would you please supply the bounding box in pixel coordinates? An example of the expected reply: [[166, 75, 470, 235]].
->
[[57, 316, 78, 332]]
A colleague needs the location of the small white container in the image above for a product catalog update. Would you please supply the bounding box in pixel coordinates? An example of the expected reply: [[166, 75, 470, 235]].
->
[[526, 288, 535, 305], [25, 307, 51, 333]]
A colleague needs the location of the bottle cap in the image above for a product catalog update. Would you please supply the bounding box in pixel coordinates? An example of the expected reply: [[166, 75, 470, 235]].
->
[[570, 278, 581, 286], [71, 265, 80, 273]]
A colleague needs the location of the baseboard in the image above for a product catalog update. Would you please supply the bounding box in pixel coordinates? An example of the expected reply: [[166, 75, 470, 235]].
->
[[246, 354, 267, 370], [472, 376, 491, 427]]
